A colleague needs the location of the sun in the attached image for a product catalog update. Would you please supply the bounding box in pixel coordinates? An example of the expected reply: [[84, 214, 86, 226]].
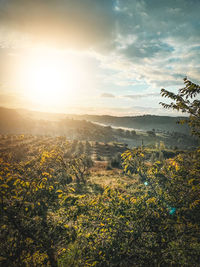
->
[[27, 60, 66, 105], [21, 48, 81, 107]]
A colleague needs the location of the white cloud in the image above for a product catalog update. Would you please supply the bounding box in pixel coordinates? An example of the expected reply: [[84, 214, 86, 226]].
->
[[0, 0, 199, 115], [100, 93, 115, 98]]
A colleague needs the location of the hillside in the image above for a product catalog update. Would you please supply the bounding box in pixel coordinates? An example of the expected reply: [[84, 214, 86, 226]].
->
[[0, 107, 198, 150], [15, 108, 190, 134], [69, 114, 190, 134]]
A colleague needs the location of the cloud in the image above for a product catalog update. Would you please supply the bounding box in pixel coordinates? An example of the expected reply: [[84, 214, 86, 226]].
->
[[123, 93, 160, 99], [98, 0, 200, 87], [63, 104, 182, 116], [100, 92, 161, 100], [100, 93, 115, 98], [0, 0, 116, 50], [0, 0, 200, 115]]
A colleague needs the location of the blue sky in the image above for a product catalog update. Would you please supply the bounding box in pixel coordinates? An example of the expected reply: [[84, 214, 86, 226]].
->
[[0, 0, 199, 115]]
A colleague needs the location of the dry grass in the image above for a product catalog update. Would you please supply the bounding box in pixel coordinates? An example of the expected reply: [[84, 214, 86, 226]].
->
[[89, 163, 137, 189]]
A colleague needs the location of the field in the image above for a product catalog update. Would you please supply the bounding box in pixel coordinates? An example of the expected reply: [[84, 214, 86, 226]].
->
[[0, 134, 130, 190], [0, 134, 128, 163], [1, 133, 200, 266]]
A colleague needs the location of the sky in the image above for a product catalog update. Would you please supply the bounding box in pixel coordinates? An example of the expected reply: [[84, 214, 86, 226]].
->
[[0, 0, 199, 116]]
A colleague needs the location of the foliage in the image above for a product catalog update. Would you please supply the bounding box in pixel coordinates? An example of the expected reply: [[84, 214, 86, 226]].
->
[[63, 148, 199, 266], [0, 142, 91, 266], [69, 154, 93, 184], [109, 153, 122, 169], [1, 136, 200, 266], [121, 148, 148, 181], [160, 77, 200, 137]]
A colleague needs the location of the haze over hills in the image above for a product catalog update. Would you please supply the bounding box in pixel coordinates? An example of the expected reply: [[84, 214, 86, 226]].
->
[[0, 106, 190, 135], [17, 107, 190, 134], [69, 114, 190, 134]]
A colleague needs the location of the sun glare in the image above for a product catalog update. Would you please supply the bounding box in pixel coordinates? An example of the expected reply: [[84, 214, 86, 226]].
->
[[21, 48, 85, 108]]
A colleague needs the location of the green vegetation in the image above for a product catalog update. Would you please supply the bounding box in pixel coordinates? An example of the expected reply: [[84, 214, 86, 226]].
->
[[160, 78, 200, 138], [0, 79, 200, 266]]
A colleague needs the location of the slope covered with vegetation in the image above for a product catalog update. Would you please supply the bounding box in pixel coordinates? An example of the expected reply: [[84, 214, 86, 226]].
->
[[0, 79, 200, 266]]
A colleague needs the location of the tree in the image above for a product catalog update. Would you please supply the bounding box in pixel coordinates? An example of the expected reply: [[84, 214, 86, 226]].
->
[[116, 78, 200, 265], [160, 77, 200, 137], [146, 130, 156, 137], [0, 143, 93, 266], [69, 154, 93, 184], [60, 147, 200, 266], [0, 156, 63, 266]]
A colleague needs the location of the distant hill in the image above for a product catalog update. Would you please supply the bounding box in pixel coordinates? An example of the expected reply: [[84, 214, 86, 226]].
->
[[0, 107, 117, 142], [0, 107, 190, 135], [0, 107, 197, 149], [0, 107, 26, 133], [68, 114, 190, 134]]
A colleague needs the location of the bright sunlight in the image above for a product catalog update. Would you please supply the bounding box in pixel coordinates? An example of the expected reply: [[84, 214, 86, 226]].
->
[[20, 48, 86, 108]]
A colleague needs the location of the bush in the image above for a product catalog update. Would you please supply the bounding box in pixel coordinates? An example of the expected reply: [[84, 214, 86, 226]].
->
[[109, 152, 122, 168]]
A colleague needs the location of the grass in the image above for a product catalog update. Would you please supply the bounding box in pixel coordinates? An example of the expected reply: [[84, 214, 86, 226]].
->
[[89, 161, 137, 190]]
